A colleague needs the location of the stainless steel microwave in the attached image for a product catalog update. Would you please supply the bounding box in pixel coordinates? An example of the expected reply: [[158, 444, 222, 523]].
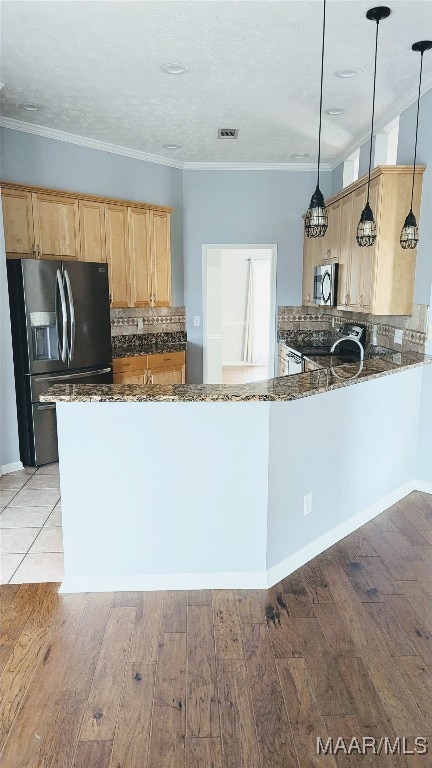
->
[[313, 263, 338, 306]]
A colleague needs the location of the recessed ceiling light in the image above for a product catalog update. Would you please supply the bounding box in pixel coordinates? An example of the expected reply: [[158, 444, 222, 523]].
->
[[163, 143, 182, 150], [334, 68, 363, 79], [291, 153, 310, 159], [19, 102, 41, 111], [325, 108, 344, 115], [161, 63, 188, 75]]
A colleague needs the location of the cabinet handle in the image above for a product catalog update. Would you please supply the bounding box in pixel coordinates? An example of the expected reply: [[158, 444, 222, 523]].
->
[[148, 371, 153, 384], [31, 245, 36, 258], [36, 245, 41, 258]]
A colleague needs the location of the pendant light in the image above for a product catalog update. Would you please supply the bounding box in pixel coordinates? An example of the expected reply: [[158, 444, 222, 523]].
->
[[305, 0, 328, 238], [400, 40, 432, 249], [356, 6, 390, 247]]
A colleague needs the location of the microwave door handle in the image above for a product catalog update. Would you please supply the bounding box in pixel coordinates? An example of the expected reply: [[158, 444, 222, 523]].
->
[[63, 269, 75, 362], [322, 271, 331, 304], [56, 269, 68, 362]]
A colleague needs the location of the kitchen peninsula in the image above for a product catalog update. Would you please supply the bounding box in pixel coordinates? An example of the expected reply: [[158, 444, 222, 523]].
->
[[42, 351, 430, 593]]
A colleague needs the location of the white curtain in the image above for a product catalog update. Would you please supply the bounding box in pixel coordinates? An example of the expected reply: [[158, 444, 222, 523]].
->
[[243, 258, 255, 363]]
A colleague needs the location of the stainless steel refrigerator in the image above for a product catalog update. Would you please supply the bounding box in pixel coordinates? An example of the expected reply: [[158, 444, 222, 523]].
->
[[7, 259, 113, 466]]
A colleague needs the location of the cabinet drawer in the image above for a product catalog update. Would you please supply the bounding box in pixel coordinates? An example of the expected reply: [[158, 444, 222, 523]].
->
[[113, 373, 146, 384], [147, 351, 185, 370], [112, 355, 148, 374]]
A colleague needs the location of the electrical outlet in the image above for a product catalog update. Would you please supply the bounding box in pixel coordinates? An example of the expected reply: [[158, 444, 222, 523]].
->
[[193, 316, 200, 327], [331, 317, 335, 328], [372, 324, 378, 345], [304, 492, 312, 517], [137, 317, 144, 330], [394, 328, 403, 345]]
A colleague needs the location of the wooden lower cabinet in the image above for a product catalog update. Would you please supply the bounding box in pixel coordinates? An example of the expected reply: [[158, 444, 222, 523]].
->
[[112, 351, 185, 385]]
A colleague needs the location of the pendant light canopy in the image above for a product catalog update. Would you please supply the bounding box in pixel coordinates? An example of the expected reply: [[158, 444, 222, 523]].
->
[[305, 0, 328, 239], [356, 6, 390, 248], [400, 40, 432, 250]]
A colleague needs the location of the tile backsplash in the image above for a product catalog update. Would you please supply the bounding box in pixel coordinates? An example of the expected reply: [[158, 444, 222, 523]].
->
[[110, 306, 186, 337], [278, 304, 428, 353]]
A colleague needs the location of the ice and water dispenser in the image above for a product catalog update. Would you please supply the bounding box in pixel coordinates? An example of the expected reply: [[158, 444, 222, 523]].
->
[[30, 312, 59, 361]]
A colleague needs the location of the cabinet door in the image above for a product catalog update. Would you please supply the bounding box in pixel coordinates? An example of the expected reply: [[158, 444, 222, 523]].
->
[[151, 210, 171, 307], [359, 177, 379, 312], [325, 200, 341, 263], [1, 188, 35, 258], [32, 193, 80, 260], [79, 200, 106, 263], [113, 372, 146, 384], [347, 186, 367, 310], [129, 207, 152, 307], [302, 233, 322, 306], [149, 367, 184, 384], [337, 195, 352, 308], [105, 204, 130, 307]]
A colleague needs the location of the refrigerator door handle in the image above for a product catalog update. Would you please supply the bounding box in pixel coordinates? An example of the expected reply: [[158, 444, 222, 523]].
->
[[56, 269, 68, 362], [36, 404, 56, 411], [63, 269, 76, 362], [33, 367, 112, 383]]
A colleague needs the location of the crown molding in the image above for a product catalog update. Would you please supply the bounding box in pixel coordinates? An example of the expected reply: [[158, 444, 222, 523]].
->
[[0, 117, 184, 169], [329, 76, 432, 171], [182, 161, 331, 171], [2, 73, 431, 175]]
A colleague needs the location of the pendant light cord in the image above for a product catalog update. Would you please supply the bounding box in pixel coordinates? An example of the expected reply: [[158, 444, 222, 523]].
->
[[410, 51, 424, 211], [366, 18, 380, 203], [316, 0, 326, 189]]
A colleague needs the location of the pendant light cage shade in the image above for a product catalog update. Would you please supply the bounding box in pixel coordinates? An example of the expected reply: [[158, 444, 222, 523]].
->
[[399, 40, 432, 250], [356, 202, 376, 247], [305, 0, 327, 239], [357, 6, 390, 248], [400, 210, 419, 249], [305, 185, 328, 238]]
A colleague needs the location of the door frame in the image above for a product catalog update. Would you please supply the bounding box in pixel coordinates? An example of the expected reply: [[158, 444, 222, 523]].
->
[[202, 243, 278, 385]]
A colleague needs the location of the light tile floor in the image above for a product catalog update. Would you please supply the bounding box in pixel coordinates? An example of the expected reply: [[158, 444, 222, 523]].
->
[[0, 463, 63, 584]]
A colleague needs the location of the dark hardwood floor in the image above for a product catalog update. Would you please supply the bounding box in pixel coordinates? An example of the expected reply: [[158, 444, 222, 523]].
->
[[0, 490, 431, 767]]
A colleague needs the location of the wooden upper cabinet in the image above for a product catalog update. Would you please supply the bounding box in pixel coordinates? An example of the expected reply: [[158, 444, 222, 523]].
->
[[1, 188, 34, 258], [304, 165, 425, 316], [337, 194, 353, 309], [79, 200, 106, 263], [325, 200, 341, 263], [129, 207, 152, 307], [1, 182, 173, 307], [105, 204, 130, 307], [32, 193, 80, 260], [151, 210, 171, 307], [302, 232, 322, 306]]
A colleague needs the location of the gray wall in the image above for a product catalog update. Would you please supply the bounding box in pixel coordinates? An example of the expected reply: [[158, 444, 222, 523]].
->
[[0, 128, 184, 306], [397, 88, 432, 306], [331, 162, 344, 196], [183, 169, 332, 382], [0, 199, 20, 469]]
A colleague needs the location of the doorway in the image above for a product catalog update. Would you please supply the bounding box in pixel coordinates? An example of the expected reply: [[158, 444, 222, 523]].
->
[[202, 245, 277, 385]]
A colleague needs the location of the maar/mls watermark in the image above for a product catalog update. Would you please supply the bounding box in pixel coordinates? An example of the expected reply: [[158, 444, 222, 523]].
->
[[317, 736, 428, 756]]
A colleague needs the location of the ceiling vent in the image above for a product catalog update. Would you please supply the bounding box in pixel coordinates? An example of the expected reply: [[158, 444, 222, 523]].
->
[[218, 128, 239, 139]]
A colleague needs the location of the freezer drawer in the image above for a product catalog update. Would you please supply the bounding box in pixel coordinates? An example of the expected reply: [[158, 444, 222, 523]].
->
[[29, 367, 113, 402], [31, 403, 59, 466]]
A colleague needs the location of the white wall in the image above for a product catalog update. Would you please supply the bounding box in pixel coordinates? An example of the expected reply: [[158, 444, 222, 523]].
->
[[267, 366, 423, 571], [0, 199, 21, 472]]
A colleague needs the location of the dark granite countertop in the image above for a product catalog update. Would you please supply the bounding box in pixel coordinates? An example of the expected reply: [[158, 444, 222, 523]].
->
[[112, 331, 187, 358], [41, 350, 430, 403]]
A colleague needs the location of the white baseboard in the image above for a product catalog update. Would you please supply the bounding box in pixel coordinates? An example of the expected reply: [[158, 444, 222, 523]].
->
[[414, 479, 432, 494], [58, 570, 268, 594], [59, 479, 432, 594], [0, 461, 24, 476], [267, 479, 417, 588]]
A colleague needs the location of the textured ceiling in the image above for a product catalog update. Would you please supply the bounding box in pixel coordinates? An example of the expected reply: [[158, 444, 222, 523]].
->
[[1, 0, 432, 165]]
